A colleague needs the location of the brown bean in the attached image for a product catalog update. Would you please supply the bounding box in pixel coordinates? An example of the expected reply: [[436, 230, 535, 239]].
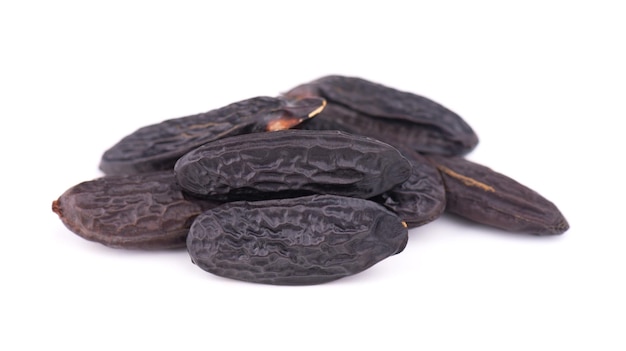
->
[[52, 171, 221, 249]]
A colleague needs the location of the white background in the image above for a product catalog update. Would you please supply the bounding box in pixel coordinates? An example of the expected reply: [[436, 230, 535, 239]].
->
[[2, 1, 624, 350]]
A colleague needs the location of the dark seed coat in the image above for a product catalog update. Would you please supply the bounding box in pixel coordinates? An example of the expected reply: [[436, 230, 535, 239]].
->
[[174, 129, 412, 200], [286, 75, 478, 155], [52, 171, 221, 249], [100, 96, 326, 175], [374, 148, 446, 228], [426, 155, 569, 235], [187, 195, 409, 285]]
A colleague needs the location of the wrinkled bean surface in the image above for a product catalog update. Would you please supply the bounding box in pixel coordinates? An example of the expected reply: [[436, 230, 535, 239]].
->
[[175, 129, 411, 200], [100, 96, 326, 175], [187, 195, 408, 285], [374, 148, 446, 228], [426, 155, 569, 235], [286, 75, 478, 155], [52, 171, 220, 249]]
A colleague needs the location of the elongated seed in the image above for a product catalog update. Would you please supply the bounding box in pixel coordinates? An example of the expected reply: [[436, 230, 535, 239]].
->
[[426, 155, 569, 235], [52, 171, 220, 249], [187, 195, 409, 285], [100, 96, 326, 175], [286, 75, 478, 155], [175, 129, 412, 200]]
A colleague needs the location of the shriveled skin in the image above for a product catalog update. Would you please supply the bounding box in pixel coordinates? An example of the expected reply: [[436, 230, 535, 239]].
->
[[187, 195, 409, 285], [285, 75, 478, 155], [174, 130, 412, 200], [425, 155, 569, 235], [100, 96, 326, 175], [52, 172, 221, 249], [374, 148, 446, 228]]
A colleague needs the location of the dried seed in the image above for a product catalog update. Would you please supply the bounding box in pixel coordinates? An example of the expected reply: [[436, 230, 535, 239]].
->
[[374, 148, 446, 228], [286, 75, 478, 155], [187, 195, 409, 285], [100, 96, 326, 175], [52, 171, 220, 249], [174, 129, 412, 200], [426, 155, 569, 235]]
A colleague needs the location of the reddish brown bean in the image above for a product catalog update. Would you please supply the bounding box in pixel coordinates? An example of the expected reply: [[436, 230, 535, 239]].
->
[[52, 172, 220, 249]]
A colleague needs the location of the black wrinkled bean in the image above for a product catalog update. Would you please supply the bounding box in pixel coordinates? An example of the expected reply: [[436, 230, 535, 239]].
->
[[100, 96, 326, 175], [374, 148, 446, 228], [286, 75, 478, 155], [187, 195, 409, 285], [174, 129, 412, 200]]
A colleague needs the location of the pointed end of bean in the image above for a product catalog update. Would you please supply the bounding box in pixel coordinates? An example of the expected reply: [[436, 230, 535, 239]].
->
[[52, 199, 63, 217], [543, 216, 570, 235]]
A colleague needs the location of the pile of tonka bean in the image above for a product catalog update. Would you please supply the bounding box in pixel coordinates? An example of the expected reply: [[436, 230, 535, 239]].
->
[[52, 75, 569, 285]]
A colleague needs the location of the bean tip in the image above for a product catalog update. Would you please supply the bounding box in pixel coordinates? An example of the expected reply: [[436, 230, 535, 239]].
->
[[52, 199, 63, 217]]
